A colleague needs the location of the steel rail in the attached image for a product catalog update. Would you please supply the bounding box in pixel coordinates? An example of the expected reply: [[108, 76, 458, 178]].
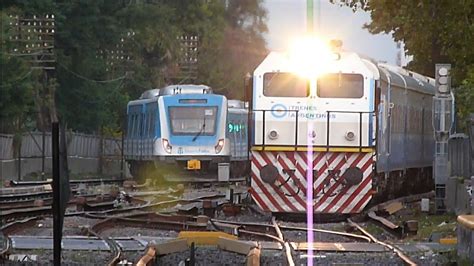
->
[[238, 229, 284, 243], [1, 206, 51, 222], [0, 198, 53, 210], [4, 178, 124, 187], [1, 217, 40, 235], [348, 219, 417, 266], [0, 191, 52, 202], [272, 217, 295, 266], [1, 217, 40, 259], [91, 215, 207, 234], [210, 218, 370, 242], [71, 194, 225, 217], [86, 227, 121, 266], [278, 225, 372, 242]]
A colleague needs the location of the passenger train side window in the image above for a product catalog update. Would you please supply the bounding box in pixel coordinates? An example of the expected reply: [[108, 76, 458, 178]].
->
[[317, 73, 364, 98], [263, 73, 308, 97]]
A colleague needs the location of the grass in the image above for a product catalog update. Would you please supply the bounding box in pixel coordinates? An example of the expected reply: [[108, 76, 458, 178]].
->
[[364, 222, 385, 236], [403, 212, 457, 241]]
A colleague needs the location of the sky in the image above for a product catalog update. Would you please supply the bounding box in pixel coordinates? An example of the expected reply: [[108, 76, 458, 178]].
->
[[263, 0, 399, 65]]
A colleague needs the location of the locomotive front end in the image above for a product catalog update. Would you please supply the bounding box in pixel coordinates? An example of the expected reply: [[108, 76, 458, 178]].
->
[[249, 38, 377, 214]]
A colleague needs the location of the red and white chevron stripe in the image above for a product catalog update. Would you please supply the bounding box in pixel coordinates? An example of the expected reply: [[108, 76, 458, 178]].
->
[[249, 151, 375, 214]]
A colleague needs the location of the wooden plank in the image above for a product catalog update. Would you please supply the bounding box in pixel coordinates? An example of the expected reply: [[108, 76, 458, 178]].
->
[[154, 239, 188, 256], [178, 231, 237, 246], [217, 237, 257, 255], [246, 247, 261, 266], [383, 201, 403, 215]]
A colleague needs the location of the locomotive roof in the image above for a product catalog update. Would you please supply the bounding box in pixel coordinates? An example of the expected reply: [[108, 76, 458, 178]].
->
[[377, 64, 436, 95]]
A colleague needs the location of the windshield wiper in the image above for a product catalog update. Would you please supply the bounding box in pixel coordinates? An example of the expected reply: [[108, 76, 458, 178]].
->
[[192, 117, 206, 142]]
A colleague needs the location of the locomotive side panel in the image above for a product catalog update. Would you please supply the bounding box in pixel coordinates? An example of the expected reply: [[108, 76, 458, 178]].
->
[[387, 81, 407, 171], [375, 77, 390, 173], [406, 89, 426, 168]]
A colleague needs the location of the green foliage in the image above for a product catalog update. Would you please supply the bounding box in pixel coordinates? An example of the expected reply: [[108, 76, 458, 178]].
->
[[456, 69, 474, 130], [1, 1, 268, 134], [0, 9, 37, 133], [333, 0, 474, 131], [199, 0, 268, 98]]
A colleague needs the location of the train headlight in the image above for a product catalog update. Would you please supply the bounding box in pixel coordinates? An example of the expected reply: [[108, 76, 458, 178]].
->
[[215, 139, 224, 153], [345, 131, 355, 141], [268, 130, 279, 140], [162, 139, 172, 153], [288, 36, 333, 77]]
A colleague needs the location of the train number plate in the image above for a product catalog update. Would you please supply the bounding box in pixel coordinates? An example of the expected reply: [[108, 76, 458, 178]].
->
[[187, 160, 201, 170]]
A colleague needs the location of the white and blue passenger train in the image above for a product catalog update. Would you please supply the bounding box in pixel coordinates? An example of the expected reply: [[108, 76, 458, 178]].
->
[[124, 85, 248, 180]]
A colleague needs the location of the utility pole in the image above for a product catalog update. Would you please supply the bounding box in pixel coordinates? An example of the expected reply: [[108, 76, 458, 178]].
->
[[9, 14, 56, 181], [433, 64, 454, 213]]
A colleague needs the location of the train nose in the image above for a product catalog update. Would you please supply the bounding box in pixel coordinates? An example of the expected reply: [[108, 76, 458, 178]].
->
[[342, 167, 363, 186], [260, 164, 279, 184]]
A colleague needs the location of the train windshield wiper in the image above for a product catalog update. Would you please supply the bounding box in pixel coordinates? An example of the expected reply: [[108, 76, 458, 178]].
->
[[192, 116, 206, 142]]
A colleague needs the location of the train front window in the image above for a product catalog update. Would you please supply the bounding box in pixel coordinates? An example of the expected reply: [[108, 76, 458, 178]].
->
[[317, 73, 364, 98], [169, 106, 217, 136], [263, 72, 309, 97]]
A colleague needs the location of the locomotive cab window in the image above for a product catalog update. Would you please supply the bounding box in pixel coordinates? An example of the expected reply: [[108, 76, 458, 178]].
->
[[317, 73, 364, 98], [263, 72, 308, 97]]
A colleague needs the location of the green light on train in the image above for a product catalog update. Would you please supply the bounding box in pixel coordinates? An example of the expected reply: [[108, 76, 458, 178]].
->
[[228, 123, 245, 133]]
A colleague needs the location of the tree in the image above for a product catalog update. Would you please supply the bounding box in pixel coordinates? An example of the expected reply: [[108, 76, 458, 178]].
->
[[0, 9, 38, 133], [1, 1, 269, 133], [332, 0, 474, 130], [198, 0, 268, 98]]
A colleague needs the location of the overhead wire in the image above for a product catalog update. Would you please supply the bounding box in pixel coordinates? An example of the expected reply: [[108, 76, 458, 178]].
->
[[57, 61, 126, 83], [0, 69, 34, 87]]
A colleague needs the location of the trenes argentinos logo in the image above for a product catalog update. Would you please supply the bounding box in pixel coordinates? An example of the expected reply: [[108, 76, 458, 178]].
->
[[270, 103, 288, 118]]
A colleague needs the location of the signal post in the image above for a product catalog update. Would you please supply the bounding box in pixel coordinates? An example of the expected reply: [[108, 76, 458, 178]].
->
[[433, 64, 454, 213]]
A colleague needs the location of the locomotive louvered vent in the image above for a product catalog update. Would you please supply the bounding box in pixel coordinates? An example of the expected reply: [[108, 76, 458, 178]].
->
[[139, 89, 160, 99], [159, 84, 213, 96]]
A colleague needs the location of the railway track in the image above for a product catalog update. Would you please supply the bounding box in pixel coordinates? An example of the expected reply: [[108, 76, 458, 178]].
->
[[4, 178, 124, 188], [348, 219, 417, 266], [1, 184, 437, 265]]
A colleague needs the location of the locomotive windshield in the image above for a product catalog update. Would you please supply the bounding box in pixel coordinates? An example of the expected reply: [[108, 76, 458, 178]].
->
[[169, 106, 217, 136], [317, 73, 364, 98], [263, 72, 309, 97]]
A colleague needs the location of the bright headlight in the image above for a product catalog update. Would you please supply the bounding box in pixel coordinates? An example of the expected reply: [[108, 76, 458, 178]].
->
[[215, 139, 224, 153], [288, 36, 333, 78], [162, 138, 172, 153]]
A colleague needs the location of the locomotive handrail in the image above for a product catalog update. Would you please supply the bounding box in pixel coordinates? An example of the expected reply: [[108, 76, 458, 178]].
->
[[326, 110, 376, 152], [251, 109, 300, 150], [250, 109, 375, 151]]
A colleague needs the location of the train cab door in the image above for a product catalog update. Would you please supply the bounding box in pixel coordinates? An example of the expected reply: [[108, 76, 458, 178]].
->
[[377, 69, 392, 171]]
